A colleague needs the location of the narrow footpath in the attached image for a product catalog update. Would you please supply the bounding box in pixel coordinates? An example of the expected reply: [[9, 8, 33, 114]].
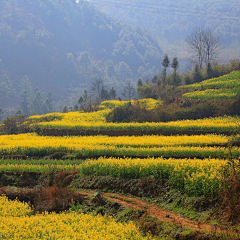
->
[[79, 190, 239, 235]]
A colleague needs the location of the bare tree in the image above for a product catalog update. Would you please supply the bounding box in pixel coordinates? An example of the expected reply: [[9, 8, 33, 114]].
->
[[203, 28, 221, 65], [121, 80, 136, 102], [186, 27, 221, 69], [91, 77, 104, 102]]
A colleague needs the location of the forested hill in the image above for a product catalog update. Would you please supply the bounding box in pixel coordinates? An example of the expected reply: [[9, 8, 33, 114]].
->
[[0, 0, 162, 108], [88, 0, 240, 49]]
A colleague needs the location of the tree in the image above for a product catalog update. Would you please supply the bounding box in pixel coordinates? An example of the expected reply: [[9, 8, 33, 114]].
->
[[0, 108, 3, 121], [206, 62, 214, 79], [20, 90, 31, 116], [62, 106, 68, 113], [77, 51, 91, 74], [161, 54, 170, 85], [186, 27, 221, 69], [203, 28, 221, 65], [78, 89, 89, 111], [100, 86, 109, 101], [171, 56, 179, 73], [121, 80, 136, 102], [137, 78, 143, 87], [91, 77, 104, 102], [19, 75, 32, 97], [109, 87, 116, 100], [43, 92, 54, 113], [192, 64, 202, 83], [105, 60, 115, 78], [136, 84, 155, 99], [116, 61, 133, 81], [31, 88, 44, 115], [0, 74, 16, 107], [171, 56, 181, 86]]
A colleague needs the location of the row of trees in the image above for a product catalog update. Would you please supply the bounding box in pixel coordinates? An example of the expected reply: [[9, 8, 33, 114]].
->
[[67, 24, 237, 112], [0, 74, 55, 118], [136, 57, 240, 103], [19, 75, 55, 116], [63, 78, 118, 112]]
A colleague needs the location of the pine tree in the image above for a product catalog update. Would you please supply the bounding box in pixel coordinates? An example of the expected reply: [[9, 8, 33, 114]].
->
[[171, 56, 181, 86], [161, 54, 170, 85]]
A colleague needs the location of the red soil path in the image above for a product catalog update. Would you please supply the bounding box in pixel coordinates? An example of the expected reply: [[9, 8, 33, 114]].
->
[[79, 190, 239, 234]]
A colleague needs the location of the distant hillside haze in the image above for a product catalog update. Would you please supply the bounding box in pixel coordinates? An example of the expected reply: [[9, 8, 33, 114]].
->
[[87, 0, 240, 58], [0, 0, 163, 107]]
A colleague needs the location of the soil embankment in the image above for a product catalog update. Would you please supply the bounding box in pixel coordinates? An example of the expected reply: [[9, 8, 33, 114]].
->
[[35, 127, 237, 136]]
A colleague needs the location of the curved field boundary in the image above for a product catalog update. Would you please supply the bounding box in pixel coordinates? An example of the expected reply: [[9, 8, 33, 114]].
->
[[34, 127, 237, 136]]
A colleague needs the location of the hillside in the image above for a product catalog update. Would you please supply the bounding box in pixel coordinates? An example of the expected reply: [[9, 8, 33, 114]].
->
[[182, 71, 240, 99], [88, 0, 240, 61], [0, 0, 163, 110]]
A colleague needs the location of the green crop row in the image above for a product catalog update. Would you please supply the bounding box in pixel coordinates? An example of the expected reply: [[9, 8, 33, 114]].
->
[[182, 87, 240, 99], [185, 71, 240, 91]]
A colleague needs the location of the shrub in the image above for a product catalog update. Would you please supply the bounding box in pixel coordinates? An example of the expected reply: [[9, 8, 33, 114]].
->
[[0, 112, 29, 135]]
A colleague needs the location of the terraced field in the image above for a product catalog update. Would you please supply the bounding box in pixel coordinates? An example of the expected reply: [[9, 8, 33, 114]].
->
[[182, 71, 240, 99], [0, 133, 238, 158], [1, 97, 240, 239]]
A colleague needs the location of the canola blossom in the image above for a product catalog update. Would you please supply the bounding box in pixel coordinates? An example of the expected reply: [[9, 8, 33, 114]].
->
[[182, 71, 240, 99], [182, 87, 239, 99], [0, 197, 152, 240], [100, 98, 162, 110], [29, 98, 161, 122], [80, 156, 224, 196], [29, 109, 109, 123], [0, 156, 226, 196], [0, 195, 32, 217], [31, 112, 240, 132], [0, 133, 237, 158], [184, 71, 240, 91]]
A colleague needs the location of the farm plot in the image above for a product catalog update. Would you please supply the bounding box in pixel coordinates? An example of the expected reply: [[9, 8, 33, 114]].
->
[[0, 133, 238, 158], [0, 196, 152, 240], [182, 87, 240, 99], [183, 71, 240, 99], [30, 111, 240, 132], [184, 71, 240, 91], [0, 156, 226, 197]]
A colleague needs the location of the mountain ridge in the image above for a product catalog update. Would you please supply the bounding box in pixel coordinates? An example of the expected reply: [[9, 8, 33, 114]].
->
[[0, 0, 163, 110]]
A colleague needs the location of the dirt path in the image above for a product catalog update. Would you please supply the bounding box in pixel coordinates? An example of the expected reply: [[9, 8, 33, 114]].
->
[[79, 190, 239, 234]]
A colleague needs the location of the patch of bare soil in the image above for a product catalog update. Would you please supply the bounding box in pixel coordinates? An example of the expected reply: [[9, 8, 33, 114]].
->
[[79, 190, 240, 235]]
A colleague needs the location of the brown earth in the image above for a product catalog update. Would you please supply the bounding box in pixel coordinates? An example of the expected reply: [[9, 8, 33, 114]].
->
[[79, 190, 240, 235]]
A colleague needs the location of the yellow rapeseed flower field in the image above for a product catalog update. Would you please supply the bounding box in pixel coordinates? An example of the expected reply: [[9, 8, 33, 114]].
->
[[30, 110, 240, 131], [0, 155, 228, 196], [80, 156, 224, 196], [184, 71, 240, 91], [0, 195, 32, 217], [100, 98, 162, 110], [0, 196, 153, 240], [182, 88, 239, 99], [0, 133, 237, 158], [182, 71, 240, 99]]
